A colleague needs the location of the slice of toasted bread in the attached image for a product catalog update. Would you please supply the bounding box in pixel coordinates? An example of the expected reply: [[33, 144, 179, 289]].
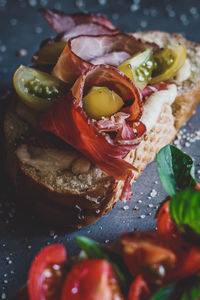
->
[[4, 32, 200, 228]]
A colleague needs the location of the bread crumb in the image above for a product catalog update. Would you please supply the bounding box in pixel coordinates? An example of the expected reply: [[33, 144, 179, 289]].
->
[[133, 206, 139, 210]]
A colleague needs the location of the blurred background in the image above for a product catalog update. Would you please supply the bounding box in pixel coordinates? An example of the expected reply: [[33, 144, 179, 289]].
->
[[0, 0, 200, 299]]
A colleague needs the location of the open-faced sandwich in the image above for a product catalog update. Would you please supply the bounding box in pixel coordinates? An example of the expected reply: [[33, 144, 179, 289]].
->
[[4, 9, 200, 227], [15, 146, 200, 299]]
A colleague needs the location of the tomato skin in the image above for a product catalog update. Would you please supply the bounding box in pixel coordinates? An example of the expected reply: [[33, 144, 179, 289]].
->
[[28, 244, 66, 300], [121, 232, 176, 281], [165, 243, 200, 283], [61, 259, 124, 300], [195, 183, 200, 190], [121, 232, 200, 285], [156, 201, 178, 237], [13, 65, 67, 112], [128, 275, 151, 300], [150, 45, 186, 84]]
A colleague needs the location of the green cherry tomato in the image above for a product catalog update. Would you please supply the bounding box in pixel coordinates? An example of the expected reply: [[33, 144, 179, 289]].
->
[[118, 48, 155, 89], [13, 65, 68, 111], [151, 45, 186, 84], [32, 41, 67, 65]]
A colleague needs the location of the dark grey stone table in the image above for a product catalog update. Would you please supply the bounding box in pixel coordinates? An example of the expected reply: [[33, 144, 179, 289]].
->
[[0, 0, 199, 298]]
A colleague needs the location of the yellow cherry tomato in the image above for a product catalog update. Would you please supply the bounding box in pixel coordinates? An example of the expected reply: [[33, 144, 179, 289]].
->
[[32, 41, 67, 65], [83, 86, 124, 120], [151, 45, 186, 84]]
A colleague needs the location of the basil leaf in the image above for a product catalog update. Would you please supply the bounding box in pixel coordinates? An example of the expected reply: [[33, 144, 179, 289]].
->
[[76, 236, 103, 259], [156, 145, 197, 197], [170, 188, 200, 235], [75, 236, 127, 290], [151, 276, 200, 300], [180, 276, 200, 300], [150, 283, 176, 300]]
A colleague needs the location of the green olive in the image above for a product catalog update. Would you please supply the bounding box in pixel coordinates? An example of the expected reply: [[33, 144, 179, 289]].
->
[[13, 65, 67, 111], [32, 41, 67, 65], [118, 48, 155, 89], [151, 45, 186, 84]]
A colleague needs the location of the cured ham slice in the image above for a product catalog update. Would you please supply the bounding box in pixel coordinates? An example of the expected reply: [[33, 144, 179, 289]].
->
[[40, 65, 146, 180], [141, 83, 168, 98], [90, 51, 130, 66], [53, 34, 148, 84], [59, 23, 120, 41], [40, 9, 116, 33]]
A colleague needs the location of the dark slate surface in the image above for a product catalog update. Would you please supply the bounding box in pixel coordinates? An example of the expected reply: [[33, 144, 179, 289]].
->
[[0, 0, 200, 298]]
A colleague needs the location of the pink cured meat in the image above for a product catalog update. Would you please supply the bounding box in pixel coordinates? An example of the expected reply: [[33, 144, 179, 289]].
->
[[141, 83, 168, 98], [59, 23, 121, 41], [40, 9, 116, 33], [52, 34, 148, 84], [40, 65, 146, 180], [90, 51, 131, 66]]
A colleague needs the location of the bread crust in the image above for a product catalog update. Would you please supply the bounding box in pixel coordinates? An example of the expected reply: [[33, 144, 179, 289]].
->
[[4, 32, 200, 228], [172, 84, 200, 130]]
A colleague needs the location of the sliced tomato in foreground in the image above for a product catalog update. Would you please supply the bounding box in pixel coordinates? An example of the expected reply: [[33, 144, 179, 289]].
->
[[61, 259, 124, 300], [156, 200, 178, 237], [128, 275, 151, 300], [28, 244, 66, 300], [121, 231, 200, 284]]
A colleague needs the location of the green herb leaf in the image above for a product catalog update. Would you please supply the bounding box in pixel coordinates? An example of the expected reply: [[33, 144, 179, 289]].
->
[[180, 276, 200, 300], [75, 236, 127, 291], [156, 145, 197, 197], [151, 276, 200, 300], [170, 188, 200, 235], [150, 283, 176, 300]]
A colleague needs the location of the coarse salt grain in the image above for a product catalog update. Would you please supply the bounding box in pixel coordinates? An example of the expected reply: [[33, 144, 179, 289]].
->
[[1, 293, 6, 300], [123, 205, 129, 210], [140, 215, 145, 219], [150, 189, 157, 198]]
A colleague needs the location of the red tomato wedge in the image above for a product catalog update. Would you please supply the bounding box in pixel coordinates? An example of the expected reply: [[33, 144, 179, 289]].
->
[[121, 231, 200, 284], [28, 244, 66, 300], [61, 259, 124, 300], [156, 200, 178, 237], [166, 244, 200, 283], [195, 183, 200, 190], [40, 65, 145, 180], [128, 275, 151, 300]]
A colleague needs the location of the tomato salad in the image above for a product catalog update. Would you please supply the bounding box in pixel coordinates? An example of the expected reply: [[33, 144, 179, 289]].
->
[[15, 145, 200, 300]]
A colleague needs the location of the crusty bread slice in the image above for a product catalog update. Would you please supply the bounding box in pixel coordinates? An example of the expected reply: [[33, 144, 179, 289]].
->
[[4, 32, 200, 228]]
